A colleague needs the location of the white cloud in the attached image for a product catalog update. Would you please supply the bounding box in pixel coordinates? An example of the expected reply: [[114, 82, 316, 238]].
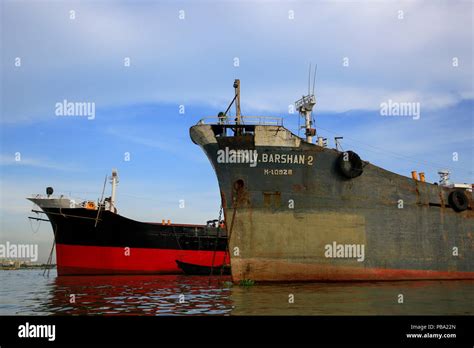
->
[[1, 0, 472, 123], [0, 154, 80, 171]]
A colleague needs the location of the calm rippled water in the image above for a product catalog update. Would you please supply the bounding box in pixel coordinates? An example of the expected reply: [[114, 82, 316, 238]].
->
[[1, 270, 473, 315]]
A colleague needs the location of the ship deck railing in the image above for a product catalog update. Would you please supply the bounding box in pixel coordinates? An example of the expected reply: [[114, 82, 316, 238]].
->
[[197, 115, 284, 126]]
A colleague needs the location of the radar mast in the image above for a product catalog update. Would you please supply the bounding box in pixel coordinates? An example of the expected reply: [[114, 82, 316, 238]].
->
[[295, 64, 317, 143]]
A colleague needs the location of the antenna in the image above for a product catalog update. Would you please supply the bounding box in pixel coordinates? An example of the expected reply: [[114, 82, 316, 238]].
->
[[308, 63, 311, 95], [312, 64, 317, 95]]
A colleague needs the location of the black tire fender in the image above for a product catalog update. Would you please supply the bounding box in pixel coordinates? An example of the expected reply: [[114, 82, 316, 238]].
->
[[337, 151, 364, 179], [448, 190, 469, 212]]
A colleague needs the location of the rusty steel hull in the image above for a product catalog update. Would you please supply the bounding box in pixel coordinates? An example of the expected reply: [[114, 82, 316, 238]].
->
[[190, 124, 474, 282]]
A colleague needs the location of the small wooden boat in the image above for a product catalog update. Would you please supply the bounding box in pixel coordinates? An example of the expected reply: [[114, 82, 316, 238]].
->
[[176, 260, 231, 275]]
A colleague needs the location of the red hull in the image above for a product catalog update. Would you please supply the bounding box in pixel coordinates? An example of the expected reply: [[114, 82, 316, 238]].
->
[[56, 244, 228, 276]]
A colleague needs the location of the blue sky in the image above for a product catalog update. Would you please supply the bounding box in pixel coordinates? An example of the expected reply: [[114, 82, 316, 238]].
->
[[1, 0, 473, 262]]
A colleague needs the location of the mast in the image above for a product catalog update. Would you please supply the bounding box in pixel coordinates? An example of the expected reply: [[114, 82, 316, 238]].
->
[[438, 170, 451, 187], [295, 94, 316, 143], [234, 79, 241, 125], [295, 65, 317, 143], [110, 168, 119, 212]]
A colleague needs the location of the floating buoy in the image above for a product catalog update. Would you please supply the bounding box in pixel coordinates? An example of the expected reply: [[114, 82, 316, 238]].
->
[[337, 151, 363, 179], [449, 190, 468, 212]]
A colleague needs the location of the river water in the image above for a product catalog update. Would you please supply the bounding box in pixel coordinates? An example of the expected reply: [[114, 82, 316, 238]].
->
[[1, 270, 472, 315]]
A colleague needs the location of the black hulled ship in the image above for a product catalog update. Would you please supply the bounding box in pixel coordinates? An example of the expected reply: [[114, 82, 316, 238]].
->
[[28, 170, 228, 275]]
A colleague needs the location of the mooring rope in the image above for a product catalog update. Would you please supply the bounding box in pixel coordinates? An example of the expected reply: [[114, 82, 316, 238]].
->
[[33, 209, 102, 221], [28, 218, 41, 234], [43, 223, 57, 278], [172, 226, 183, 250], [94, 174, 108, 228], [218, 194, 240, 281], [209, 205, 223, 282]]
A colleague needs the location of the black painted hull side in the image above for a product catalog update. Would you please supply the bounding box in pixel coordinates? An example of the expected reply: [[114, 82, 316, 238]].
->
[[42, 207, 227, 251]]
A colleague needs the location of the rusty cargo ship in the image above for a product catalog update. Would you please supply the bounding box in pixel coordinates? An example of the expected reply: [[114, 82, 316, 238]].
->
[[190, 79, 474, 282]]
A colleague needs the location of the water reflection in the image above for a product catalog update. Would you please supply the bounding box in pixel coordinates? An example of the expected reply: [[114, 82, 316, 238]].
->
[[230, 280, 474, 315], [45, 274, 233, 315], [1, 270, 472, 315]]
